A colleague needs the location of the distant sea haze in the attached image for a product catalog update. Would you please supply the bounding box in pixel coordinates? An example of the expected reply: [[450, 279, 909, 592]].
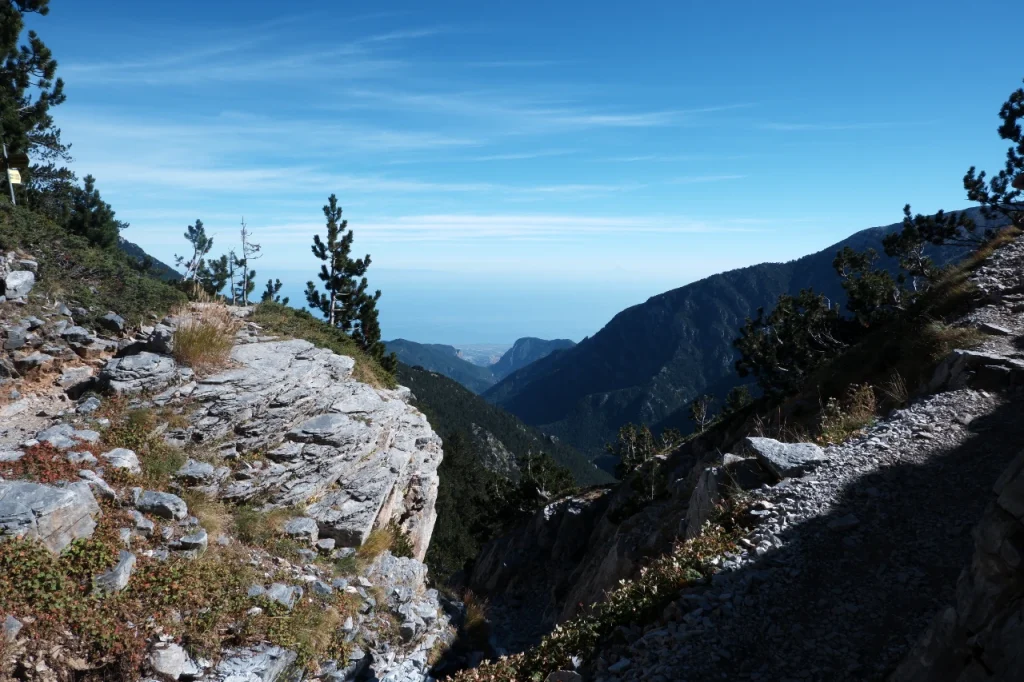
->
[[261, 268, 672, 345]]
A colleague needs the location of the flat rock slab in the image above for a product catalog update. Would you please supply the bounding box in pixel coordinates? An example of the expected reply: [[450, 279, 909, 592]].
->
[[100, 352, 179, 394], [0, 481, 100, 553], [740, 437, 827, 479], [174, 338, 443, 560], [135, 490, 188, 520], [209, 644, 297, 682]]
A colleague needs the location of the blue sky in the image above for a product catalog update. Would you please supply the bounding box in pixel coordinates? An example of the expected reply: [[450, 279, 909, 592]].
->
[[32, 0, 1021, 343]]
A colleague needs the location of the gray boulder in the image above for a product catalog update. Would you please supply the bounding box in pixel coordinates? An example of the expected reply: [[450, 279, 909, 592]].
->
[[135, 490, 188, 520], [99, 312, 127, 333], [77, 396, 102, 414], [94, 550, 136, 593], [175, 459, 216, 485], [265, 583, 303, 610], [100, 352, 179, 395], [148, 641, 202, 680], [3, 615, 22, 642], [13, 351, 53, 372], [79, 469, 117, 500], [58, 366, 94, 389], [4, 270, 34, 298], [282, 516, 319, 544], [3, 326, 27, 350], [0, 480, 100, 553], [147, 324, 175, 355], [36, 423, 77, 449], [739, 437, 827, 479], [60, 325, 95, 344], [101, 448, 141, 474], [209, 644, 297, 682]]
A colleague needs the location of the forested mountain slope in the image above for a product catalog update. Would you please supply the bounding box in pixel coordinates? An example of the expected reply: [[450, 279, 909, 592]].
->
[[490, 337, 575, 381], [386, 339, 497, 393], [484, 208, 1006, 462]]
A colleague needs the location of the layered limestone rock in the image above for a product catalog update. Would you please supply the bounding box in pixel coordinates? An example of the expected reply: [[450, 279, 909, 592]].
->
[[160, 337, 443, 561]]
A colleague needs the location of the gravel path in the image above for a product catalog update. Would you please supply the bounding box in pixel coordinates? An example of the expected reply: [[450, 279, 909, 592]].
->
[[598, 237, 1024, 682]]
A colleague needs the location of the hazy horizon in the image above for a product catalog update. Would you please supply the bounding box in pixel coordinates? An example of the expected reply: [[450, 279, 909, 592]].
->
[[39, 0, 1021, 342]]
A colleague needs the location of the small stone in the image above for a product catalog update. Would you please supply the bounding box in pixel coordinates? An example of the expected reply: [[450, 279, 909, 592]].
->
[[60, 325, 95, 344], [101, 448, 141, 474], [282, 516, 319, 544], [248, 584, 267, 598], [265, 583, 302, 610], [132, 510, 155, 537], [79, 470, 117, 500], [148, 642, 201, 680], [316, 537, 336, 553], [67, 451, 98, 465], [135, 490, 188, 520], [176, 528, 208, 553], [3, 327, 27, 350], [77, 396, 102, 414], [312, 580, 333, 597], [3, 615, 22, 642], [4, 270, 35, 298], [94, 550, 136, 593], [175, 459, 216, 485], [99, 312, 127, 333]]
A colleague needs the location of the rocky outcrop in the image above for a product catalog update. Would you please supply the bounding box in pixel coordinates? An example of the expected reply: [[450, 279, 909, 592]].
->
[[890, 450, 1024, 682], [0, 480, 101, 553], [163, 337, 443, 561]]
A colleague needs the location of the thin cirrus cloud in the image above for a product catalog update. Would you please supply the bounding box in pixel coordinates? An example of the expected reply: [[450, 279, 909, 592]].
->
[[756, 121, 937, 132], [62, 25, 447, 85], [256, 213, 764, 243]]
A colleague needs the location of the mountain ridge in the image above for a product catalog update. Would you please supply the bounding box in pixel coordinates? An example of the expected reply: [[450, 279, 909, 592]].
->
[[483, 207, 1007, 463]]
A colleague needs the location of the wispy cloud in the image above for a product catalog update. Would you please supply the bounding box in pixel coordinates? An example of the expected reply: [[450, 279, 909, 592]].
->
[[467, 149, 577, 161], [603, 153, 749, 163], [63, 24, 446, 85], [757, 121, 936, 132], [256, 213, 764, 243], [667, 174, 746, 184]]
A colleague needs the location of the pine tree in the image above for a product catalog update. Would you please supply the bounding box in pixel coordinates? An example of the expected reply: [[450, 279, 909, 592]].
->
[[261, 279, 289, 305], [65, 175, 126, 249], [175, 219, 213, 281], [1, 0, 71, 203], [353, 287, 397, 372], [305, 194, 369, 329], [734, 289, 849, 398], [722, 385, 752, 416], [964, 79, 1024, 229], [198, 254, 229, 297]]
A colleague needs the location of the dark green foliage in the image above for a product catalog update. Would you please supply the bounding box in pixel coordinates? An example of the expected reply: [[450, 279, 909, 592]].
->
[[262, 278, 289, 305], [0, 203, 185, 324], [353, 288, 396, 373], [398, 363, 609, 485], [64, 174, 125, 249], [964, 78, 1024, 229], [402, 363, 611, 581], [734, 289, 850, 398], [198, 253, 229, 297], [722, 384, 752, 416], [174, 219, 213, 282], [0, 0, 71, 203], [833, 246, 905, 326], [305, 194, 390, 367], [425, 430, 509, 579], [305, 194, 366, 329]]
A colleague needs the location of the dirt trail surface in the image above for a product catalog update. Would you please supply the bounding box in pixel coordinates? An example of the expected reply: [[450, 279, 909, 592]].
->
[[602, 238, 1024, 682]]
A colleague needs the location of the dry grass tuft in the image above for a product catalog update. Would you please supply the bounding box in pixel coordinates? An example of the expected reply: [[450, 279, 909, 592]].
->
[[172, 304, 240, 374], [181, 491, 232, 539], [817, 383, 877, 445]]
